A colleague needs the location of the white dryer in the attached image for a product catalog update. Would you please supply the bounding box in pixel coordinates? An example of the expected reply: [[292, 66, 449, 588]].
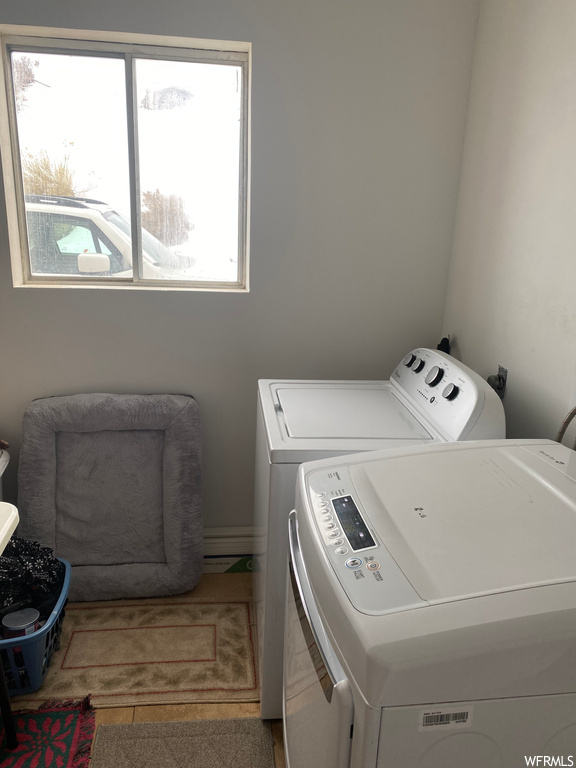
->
[[254, 348, 505, 718], [284, 439, 576, 768]]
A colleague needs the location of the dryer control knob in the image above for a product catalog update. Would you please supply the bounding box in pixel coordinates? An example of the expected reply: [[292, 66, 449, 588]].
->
[[425, 366, 444, 387], [442, 383, 459, 400], [413, 358, 425, 373], [404, 354, 416, 367]]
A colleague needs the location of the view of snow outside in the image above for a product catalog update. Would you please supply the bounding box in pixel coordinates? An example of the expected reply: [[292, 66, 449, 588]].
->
[[13, 51, 243, 282]]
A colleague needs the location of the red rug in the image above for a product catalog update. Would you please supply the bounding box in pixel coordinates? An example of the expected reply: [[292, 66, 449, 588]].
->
[[0, 696, 94, 767]]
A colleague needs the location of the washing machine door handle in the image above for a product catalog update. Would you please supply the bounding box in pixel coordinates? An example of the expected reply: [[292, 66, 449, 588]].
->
[[288, 510, 348, 698]]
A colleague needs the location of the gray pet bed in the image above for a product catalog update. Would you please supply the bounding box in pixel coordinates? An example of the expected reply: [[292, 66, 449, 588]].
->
[[17, 393, 202, 601]]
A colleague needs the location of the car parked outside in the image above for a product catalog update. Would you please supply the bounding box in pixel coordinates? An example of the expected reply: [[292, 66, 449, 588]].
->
[[24, 195, 194, 279]]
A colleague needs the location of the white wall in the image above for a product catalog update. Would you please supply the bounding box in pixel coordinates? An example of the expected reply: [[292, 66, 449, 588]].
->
[[0, 0, 479, 527], [443, 0, 576, 441]]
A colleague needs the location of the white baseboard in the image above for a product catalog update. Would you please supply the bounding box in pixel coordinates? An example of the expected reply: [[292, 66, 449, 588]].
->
[[203, 526, 256, 556]]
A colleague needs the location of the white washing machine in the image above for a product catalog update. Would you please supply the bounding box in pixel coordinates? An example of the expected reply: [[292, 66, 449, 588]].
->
[[254, 348, 505, 718], [284, 439, 576, 768]]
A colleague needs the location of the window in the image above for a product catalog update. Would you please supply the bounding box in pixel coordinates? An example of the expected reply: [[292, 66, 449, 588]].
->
[[0, 27, 250, 290]]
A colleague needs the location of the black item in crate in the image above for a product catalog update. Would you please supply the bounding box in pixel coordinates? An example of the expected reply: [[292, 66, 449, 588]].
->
[[0, 559, 70, 695], [0, 536, 66, 619]]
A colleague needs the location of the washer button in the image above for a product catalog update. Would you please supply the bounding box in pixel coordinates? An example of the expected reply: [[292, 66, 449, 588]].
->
[[318, 501, 329, 508], [321, 514, 333, 522], [425, 365, 444, 387], [442, 383, 459, 401], [404, 353, 416, 367], [328, 530, 341, 539], [366, 561, 380, 571], [331, 539, 344, 547], [345, 557, 363, 569], [413, 358, 425, 373], [335, 547, 349, 555], [325, 522, 336, 530]]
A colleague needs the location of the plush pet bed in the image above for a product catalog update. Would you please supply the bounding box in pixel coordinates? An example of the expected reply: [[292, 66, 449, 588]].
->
[[17, 393, 202, 601]]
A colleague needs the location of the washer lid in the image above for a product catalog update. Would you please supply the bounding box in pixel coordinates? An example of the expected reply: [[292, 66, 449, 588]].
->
[[352, 442, 576, 602], [277, 387, 431, 440]]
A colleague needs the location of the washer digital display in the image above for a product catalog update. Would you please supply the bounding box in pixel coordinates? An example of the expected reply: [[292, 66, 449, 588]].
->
[[332, 495, 376, 551]]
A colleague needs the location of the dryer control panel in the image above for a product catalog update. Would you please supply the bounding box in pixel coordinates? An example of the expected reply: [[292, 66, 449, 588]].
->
[[303, 465, 426, 615], [390, 348, 503, 442]]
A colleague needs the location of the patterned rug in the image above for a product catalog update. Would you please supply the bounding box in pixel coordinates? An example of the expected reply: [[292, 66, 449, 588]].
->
[[10, 595, 258, 708], [0, 696, 94, 767]]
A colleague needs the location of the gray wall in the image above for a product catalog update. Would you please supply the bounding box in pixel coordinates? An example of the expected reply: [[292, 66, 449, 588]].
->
[[0, 0, 480, 527], [443, 0, 576, 443]]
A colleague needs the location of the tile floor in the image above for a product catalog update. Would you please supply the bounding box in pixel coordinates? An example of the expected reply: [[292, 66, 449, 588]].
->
[[91, 573, 285, 767]]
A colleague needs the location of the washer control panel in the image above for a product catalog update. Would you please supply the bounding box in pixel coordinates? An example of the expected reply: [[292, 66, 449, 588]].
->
[[304, 465, 426, 615], [390, 348, 492, 441]]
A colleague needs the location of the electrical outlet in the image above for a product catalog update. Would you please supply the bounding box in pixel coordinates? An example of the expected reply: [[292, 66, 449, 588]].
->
[[487, 365, 508, 399], [497, 365, 508, 397]]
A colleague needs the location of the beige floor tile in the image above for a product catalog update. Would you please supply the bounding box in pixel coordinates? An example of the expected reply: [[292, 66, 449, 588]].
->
[[187, 573, 253, 601], [94, 707, 134, 727], [270, 719, 286, 768], [132, 701, 261, 722]]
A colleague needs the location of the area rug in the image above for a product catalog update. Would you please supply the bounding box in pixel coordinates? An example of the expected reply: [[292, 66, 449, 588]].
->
[[90, 718, 274, 768], [10, 596, 258, 708], [0, 696, 94, 767]]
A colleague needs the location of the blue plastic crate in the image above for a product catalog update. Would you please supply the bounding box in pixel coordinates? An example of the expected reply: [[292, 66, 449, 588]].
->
[[0, 558, 70, 695]]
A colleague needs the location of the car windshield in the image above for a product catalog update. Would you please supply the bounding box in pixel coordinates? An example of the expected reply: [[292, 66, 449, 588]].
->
[[104, 210, 180, 270]]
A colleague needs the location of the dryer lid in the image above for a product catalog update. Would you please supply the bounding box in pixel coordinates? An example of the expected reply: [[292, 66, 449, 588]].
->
[[277, 387, 431, 440], [351, 441, 576, 603]]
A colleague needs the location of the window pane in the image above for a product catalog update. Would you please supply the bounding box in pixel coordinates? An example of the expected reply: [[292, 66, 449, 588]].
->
[[11, 51, 131, 277], [4, 39, 249, 289], [135, 58, 242, 282]]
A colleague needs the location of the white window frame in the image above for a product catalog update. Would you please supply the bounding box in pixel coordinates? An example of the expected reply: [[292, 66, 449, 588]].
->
[[0, 25, 251, 292]]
